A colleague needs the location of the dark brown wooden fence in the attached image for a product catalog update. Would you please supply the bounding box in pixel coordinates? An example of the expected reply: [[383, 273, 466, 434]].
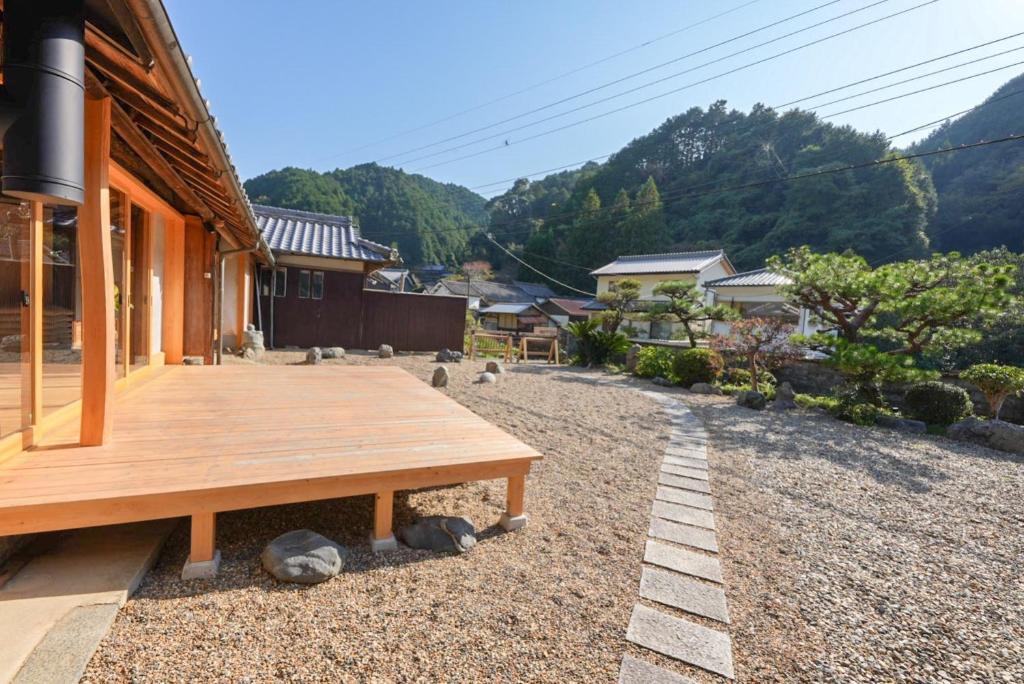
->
[[360, 290, 466, 352]]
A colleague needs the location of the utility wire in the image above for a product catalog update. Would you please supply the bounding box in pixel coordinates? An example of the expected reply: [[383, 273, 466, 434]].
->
[[886, 86, 1024, 138], [411, 0, 940, 172], [483, 233, 597, 296], [316, 0, 764, 161], [377, 0, 859, 164]]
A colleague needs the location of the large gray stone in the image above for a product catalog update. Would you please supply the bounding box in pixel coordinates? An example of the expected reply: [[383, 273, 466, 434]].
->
[[651, 500, 715, 530], [626, 605, 734, 679], [431, 366, 449, 388], [305, 347, 322, 365], [625, 344, 643, 373], [261, 530, 346, 584], [648, 518, 719, 553], [644, 540, 723, 583], [435, 348, 463, 363], [948, 417, 1024, 454], [689, 382, 723, 396], [639, 567, 730, 623], [478, 371, 497, 384], [398, 516, 476, 553], [485, 360, 504, 374], [735, 390, 766, 410], [770, 381, 797, 411], [652, 376, 674, 387], [619, 655, 698, 684], [321, 347, 345, 359], [876, 414, 927, 433], [378, 344, 394, 358]]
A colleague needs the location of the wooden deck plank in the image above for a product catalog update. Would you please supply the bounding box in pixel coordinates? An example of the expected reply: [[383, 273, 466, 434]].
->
[[0, 365, 541, 535]]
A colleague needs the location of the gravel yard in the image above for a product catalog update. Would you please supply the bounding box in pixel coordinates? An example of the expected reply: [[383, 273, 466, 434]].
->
[[682, 391, 1024, 683], [83, 353, 671, 683]]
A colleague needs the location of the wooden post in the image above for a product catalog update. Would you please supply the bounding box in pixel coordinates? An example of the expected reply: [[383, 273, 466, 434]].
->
[[505, 336, 512, 363], [553, 338, 560, 365], [499, 474, 528, 532], [469, 332, 476, 360], [162, 217, 185, 364], [370, 490, 398, 552], [190, 512, 216, 563], [79, 97, 116, 446], [28, 202, 43, 432]]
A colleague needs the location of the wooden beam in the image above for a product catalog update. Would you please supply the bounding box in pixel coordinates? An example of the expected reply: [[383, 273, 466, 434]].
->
[[190, 512, 216, 563], [506, 475, 525, 518], [373, 491, 394, 541], [235, 252, 249, 344], [79, 97, 116, 445], [163, 216, 185, 364]]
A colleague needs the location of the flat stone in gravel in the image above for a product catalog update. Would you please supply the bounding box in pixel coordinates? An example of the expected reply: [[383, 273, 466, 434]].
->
[[655, 486, 713, 511], [618, 655, 698, 684], [658, 472, 712, 494], [398, 516, 476, 554], [648, 518, 719, 553], [640, 567, 730, 623], [665, 446, 707, 460], [626, 605, 734, 679], [644, 540, 723, 583], [260, 530, 346, 584], [652, 500, 715, 530], [662, 455, 708, 470], [661, 463, 710, 481]]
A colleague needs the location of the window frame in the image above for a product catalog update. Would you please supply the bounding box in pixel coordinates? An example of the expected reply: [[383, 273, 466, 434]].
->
[[273, 267, 287, 298], [311, 271, 324, 300], [297, 269, 311, 299]]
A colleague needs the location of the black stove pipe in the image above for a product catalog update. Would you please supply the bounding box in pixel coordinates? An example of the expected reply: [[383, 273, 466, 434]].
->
[[0, 0, 85, 206]]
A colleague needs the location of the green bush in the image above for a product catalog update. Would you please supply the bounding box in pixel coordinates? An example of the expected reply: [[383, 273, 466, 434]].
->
[[903, 381, 973, 425], [722, 367, 775, 388], [961, 363, 1024, 419], [795, 393, 840, 411], [672, 348, 724, 387], [568, 320, 631, 367], [635, 346, 678, 381], [830, 400, 884, 426]]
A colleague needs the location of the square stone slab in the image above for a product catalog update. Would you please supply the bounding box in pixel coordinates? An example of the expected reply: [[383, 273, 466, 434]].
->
[[659, 473, 712, 494], [648, 518, 719, 553], [665, 445, 707, 459], [663, 455, 708, 470], [640, 567, 730, 623], [626, 605, 734, 679], [661, 464, 710, 481], [619, 655, 698, 684], [656, 486, 714, 511], [652, 500, 715, 530], [645, 540, 723, 583]]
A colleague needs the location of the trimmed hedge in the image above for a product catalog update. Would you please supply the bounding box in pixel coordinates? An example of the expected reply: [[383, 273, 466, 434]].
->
[[903, 381, 973, 425], [634, 346, 677, 381], [672, 348, 724, 387]]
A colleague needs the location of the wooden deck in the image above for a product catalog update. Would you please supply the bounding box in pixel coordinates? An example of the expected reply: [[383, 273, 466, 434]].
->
[[0, 365, 541, 574]]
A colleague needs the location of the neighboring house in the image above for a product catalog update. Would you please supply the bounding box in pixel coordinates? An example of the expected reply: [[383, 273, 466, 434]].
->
[[413, 263, 451, 287], [428, 278, 555, 312], [589, 250, 736, 339], [478, 302, 557, 333], [255, 205, 465, 351], [366, 267, 418, 293], [704, 268, 824, 337], [539, 297, 592, 327]]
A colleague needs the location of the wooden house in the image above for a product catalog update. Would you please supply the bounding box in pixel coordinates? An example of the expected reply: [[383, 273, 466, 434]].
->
[[0, 0, 540, 589], [478, 302, 557, 333]]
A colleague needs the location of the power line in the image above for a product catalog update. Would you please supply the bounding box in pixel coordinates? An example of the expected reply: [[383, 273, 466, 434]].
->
[[314, 0, 764, 162], [389, 0, 898, 167], [411, 0, 940, 172], [482, 233, 597, 296], [466, 32, 1024, 193], [886, 86, 1024, 139]]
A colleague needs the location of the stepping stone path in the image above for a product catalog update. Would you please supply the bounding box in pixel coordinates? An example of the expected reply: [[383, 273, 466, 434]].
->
[[547, 372, 735, 681], [624, 389, 735, 681]]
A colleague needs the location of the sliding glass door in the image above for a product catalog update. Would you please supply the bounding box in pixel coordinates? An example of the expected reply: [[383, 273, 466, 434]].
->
[[0, 201, 30, 440]]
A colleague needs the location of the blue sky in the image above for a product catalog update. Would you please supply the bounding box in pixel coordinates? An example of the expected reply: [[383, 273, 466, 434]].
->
[[166, 0, 1024, 196]]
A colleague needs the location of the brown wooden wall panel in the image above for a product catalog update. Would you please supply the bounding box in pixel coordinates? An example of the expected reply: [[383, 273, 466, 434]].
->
[[361, 290, 466, 352], [183, 216, 214, 363]]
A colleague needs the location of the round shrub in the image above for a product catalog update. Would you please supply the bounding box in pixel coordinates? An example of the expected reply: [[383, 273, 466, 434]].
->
[[672, 348, 724, 387], [723, 367, 751, 385], [903, 381, 973, 425], [635, 346, 677, 380]]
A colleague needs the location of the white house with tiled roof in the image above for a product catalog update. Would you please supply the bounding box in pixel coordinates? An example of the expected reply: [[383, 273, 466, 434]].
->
[[704, 268, 823, 337]]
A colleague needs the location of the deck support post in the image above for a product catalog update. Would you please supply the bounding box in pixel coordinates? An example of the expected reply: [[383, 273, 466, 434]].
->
[[182, 512, 220, 579], [499, 474, 528, 531], [369, 490, 398, 552]]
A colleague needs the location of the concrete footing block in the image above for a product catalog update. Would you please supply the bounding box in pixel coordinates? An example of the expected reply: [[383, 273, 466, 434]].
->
[[499, 513, 528, 532], [181, 550, 221, 580], [369, 534, 398, 553]]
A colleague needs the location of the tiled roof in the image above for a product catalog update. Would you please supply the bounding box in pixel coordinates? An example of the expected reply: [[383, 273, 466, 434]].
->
[[590, 250, 728, 276], [479, 303, 537, 315], [512, 280, 556, 299], [704, 268, 791, 287], [430, 279, 544, 303], [254, 205, 394, 262], [546, 298, 592, 317]]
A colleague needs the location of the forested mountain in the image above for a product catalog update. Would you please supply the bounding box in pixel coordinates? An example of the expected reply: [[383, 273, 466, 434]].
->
[[492, 101, 936, 289], [244, 164, 488, 266], [910, 73, 1024, 254]]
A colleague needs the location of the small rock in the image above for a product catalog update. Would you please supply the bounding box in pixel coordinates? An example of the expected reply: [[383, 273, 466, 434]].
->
[[478, 371, 497, 384], [626, 344, 643, 373], [182, 356, 204, 366], [652, 376, 674, 387], [436, 348, 464, 363], [378, 344, 394, 359], [876, 414, 927, 433], [321, 347, 345, 359], [485, 360, 504, 374], [736, 390, 767, 410], [398, 516, 477, 554], [770, 381, 798, 410], [948, 417, 1024, 454], [306, 347, 322, 365], [432, 366, 449, 388], [690, 382, 723, 395], [260, 530, 346, 584]]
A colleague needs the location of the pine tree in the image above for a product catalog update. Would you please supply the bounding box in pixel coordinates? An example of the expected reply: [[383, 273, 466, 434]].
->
[[627, 177, 668, 254]]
